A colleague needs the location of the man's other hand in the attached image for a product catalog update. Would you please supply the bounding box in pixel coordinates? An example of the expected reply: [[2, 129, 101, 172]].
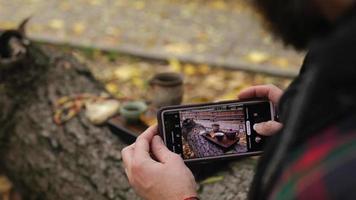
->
[[238, 84, 283, 136], [121, 125, 197, 200]]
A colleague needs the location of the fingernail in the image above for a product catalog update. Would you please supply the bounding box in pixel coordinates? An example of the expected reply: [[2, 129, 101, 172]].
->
[[253, 123, 263, 132]]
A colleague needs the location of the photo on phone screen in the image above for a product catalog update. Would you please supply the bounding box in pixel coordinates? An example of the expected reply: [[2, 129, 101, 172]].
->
[[159, 100, 274, 162]]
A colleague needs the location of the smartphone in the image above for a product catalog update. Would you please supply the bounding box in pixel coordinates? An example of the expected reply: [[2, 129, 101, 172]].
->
[[157, 99, 275, 163]]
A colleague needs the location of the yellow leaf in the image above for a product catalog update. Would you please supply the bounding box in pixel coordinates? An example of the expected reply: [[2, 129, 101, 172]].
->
[[169, 58, 182, 72], [0, 21, 17, 29], [217, 87, 242, 101], [49, 19, 64, 30], [72, 22, 86, 35], [133, 1, 145, 10], [165, 43, 192, 55], [189, 97, 210, 103], [114, 65, 140, 81], [200, 176, 224, 185], [209, 0, 227, 10], [183, 64, 196, 76], [56, 96, 70, 107], [132, 77, 144, 88], [245, 51, 270, 64], [271, 57, 289, 69], [89, 0, 102, 6], [198, 64, 210, 74], [105, 82, 119, 94]]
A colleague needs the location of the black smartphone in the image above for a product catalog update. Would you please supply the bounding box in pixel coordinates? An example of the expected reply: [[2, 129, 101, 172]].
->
[[157, 99, 275, 163]]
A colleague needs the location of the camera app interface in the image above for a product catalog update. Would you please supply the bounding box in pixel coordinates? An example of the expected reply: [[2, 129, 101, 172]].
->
[[162, 102, 271, 161]]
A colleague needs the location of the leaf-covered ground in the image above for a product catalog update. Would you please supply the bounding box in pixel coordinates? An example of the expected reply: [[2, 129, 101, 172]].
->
[[0, 0, 303, 76], [69, 47, 293, 103]]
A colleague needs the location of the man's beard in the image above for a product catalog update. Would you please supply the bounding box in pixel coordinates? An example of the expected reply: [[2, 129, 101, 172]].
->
[[253, 0, 332, 50]]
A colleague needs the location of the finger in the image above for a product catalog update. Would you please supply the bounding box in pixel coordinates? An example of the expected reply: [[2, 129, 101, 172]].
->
[[133, 137, 154, 162], [122, 144, 135, 167], [121, 145, 135, 178], [238, 85, 282, 104], [253, 121, 283, 136], [134, 125, 158, 156], [151, 135, 178, 163], [136, 125, 158, 142], [133, 126, 159, 163]]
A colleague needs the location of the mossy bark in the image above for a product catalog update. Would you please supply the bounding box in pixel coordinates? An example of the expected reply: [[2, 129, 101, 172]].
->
[[0, 29, 139, 200]]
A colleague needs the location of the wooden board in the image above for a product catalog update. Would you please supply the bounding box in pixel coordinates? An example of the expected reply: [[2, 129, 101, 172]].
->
[[107, 115, 148, 144], [202, 133, 239, 149]]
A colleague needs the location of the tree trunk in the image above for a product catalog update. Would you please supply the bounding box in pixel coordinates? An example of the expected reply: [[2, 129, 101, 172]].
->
[[0, 27, 255, 200]]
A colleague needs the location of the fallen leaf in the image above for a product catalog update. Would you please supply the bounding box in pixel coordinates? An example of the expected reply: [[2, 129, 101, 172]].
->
[[0, 21, 17, 29], [165, 43, 192, 55], [72, 22, 86, 35], [49, 19, 64, 30], [200, 176, 224, 185], [133, 1, 145, 10], [55, 96, 70, 107], [89, 0, 102, 6], [198, 64, 210, 74], [132, 77, 144, 88], [169, 58, 182, 72], [271, 57, 289, 69], [209, 0, 227, 10], [114, 65, 140, 81], [183, 64, 197, 76], [105, 82, 119, 94], [245, 51, 270, 64]]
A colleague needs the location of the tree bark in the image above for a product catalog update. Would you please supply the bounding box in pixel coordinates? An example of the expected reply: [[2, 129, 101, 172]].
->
[[0, 28, 139, 200], [0, 27, 255, 200]]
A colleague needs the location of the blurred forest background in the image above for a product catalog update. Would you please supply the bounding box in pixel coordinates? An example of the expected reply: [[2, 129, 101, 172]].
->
[[0, 0, 303, 199]]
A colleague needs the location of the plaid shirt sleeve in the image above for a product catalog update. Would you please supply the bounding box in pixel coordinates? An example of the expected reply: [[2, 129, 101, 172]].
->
[[269, 116, 356, 200]]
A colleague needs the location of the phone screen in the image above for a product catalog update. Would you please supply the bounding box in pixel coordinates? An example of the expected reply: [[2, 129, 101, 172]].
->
[[160, 101, 273, 162]]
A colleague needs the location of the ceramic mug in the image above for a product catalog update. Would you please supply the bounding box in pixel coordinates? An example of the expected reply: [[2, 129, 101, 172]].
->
[[149, 72, 184, 108], [119, 101, 147, 123]]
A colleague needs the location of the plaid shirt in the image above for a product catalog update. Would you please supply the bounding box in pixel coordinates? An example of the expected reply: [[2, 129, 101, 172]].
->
[[269, 115, 356, 200]]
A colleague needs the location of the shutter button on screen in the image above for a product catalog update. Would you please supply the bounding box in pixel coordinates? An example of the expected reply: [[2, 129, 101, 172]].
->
[[246, 121, 251, 136]]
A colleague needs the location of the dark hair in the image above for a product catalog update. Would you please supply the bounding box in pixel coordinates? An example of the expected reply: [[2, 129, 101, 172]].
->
[[252, 0, 332, 50]]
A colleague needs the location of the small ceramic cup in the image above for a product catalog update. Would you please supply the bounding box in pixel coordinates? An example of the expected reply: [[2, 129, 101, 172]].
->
[[149, 72, 184, 108], [212, 124, 220, 133], [120, 101, 147, 123], [215, 132, 225, 141]]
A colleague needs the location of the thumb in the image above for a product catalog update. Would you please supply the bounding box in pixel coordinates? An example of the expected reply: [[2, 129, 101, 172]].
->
[[151, 135, 176, 163], [253, 121, 283, 136]]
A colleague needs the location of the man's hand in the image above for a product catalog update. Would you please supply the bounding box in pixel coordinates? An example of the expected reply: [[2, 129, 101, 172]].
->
[[121, 125, 197, 200], [238, 84, 283, 136]]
